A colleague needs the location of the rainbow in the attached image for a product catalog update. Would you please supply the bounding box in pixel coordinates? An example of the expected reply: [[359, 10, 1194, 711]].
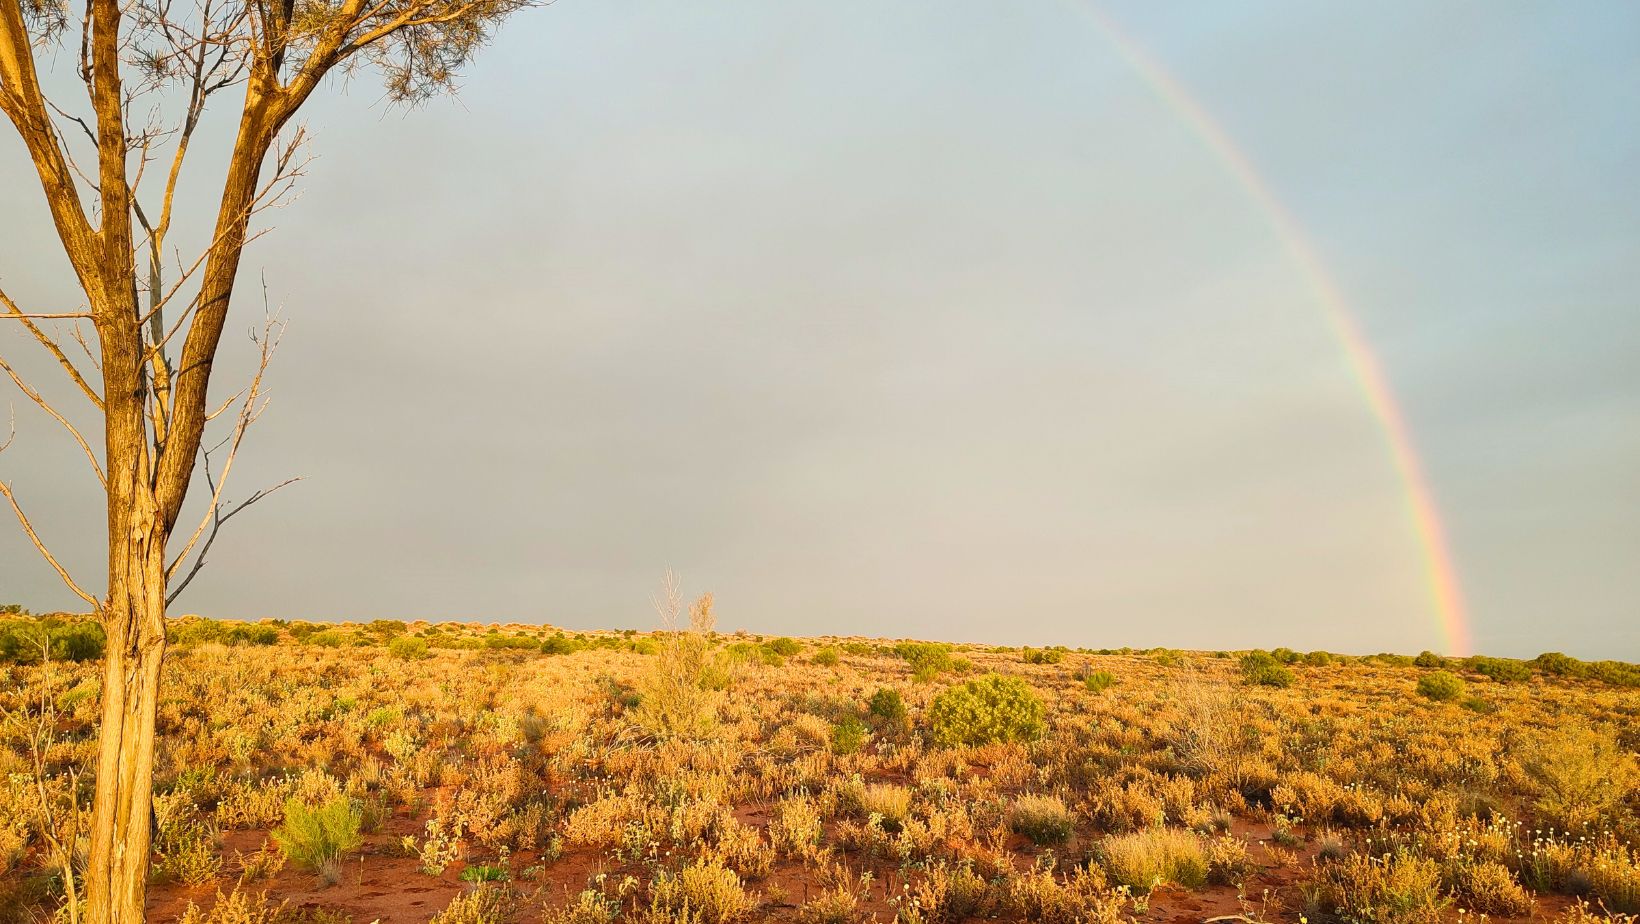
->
[[1061, 3, 1472, 655]]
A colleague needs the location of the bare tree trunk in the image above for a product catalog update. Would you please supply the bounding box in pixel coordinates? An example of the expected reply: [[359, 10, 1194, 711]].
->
[[3, 0, 541, 917], [83, 288, 169, 924]]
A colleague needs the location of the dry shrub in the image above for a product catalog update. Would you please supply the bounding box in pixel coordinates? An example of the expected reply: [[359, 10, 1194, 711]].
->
[[634, 580, 731, 741], [1165, 680, 1241, 776], [1306, 851, 1448, 924], [175, 887, 351, 924], [799, 863, 873, 924], [1557, 899, 1638, 924], [844, 780, 912, 831], [771, 794, 823, 857], [544, 888, 623, 924], [428, 884, 514, 924], [1005, 864, 1126, 924], [893, 861, 996, 923], [1203, 833, 1252, 886], [1451, 860, 1533, 916], [642, 860, 755, 924], [176, 888, 281, 924], [1099, 827, 1208, 890]]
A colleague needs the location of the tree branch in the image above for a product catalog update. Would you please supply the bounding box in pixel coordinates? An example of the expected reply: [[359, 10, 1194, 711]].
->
[[0, 354, 107, 486], [0, 426, 101, 610]]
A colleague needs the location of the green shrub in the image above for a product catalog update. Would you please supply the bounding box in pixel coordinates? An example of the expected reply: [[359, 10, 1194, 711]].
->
[[810, 647, 840, 667], [1463, 656, 1531, 683], [272, 796, 363, 885], [388, 635, 430, 660], [1532, 651, 1582, 676], [483, 634, 538, 650], [1270, 647, 1300, 664], [765, 637, 802, 656], [728, 641, 784, 667], [1081, 670, 1115, 693], [307, 630, 348, 648], [1303, 650, 1334, 667], [830, 716, 868, 755], [233, 624, 280, 645], [364, 619, 407, 638], [1585, 660, 1640, 687], [1020, 646, 1066, 665], [0, 616, 105, 663], [927, 674, 1045, 748], [1414, 650, 1445, 668], [1239, 652, 1294, 688], [894, 642, 955, 682], [1373, 652, 1416, 667], [1461, 696, 1496, 714], [1417, 671, 1464, 701], [867, 687, 907, 727], [540, 633, 586, 655]]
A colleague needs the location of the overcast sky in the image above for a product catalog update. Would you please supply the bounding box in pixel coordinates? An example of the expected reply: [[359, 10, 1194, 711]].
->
[[2, 1, 1637, 658]]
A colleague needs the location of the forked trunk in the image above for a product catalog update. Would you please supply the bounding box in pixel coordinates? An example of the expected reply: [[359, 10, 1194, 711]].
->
[[82, 301, 171, 924]]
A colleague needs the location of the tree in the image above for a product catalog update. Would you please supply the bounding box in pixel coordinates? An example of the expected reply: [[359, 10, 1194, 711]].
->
[[0, 0, 536, 916]]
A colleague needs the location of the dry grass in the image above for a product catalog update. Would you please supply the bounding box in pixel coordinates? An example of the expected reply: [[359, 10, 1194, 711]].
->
[[2, 616, 1637, 924]]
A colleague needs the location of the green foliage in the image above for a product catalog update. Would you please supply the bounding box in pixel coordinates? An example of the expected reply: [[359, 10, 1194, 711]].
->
[[272, 797, 363, 884], [1463, 656, 1531, 683], [1239, 652, 1294, 688], [1417, 670, 1465, 701], [171, 618, 279, 647], [926, 674, 1045, 748], [1081, 670, 1115, 693], [459, 864, 510, 882], [765, 637, 802, 656], [307, 630, 349, 648], [1010, 795, 1075, 846], [867, 687, 907, 727], [1303, 650, 1334, 667], [810, 646, 840, 667], [540, 633, 587, 655], [482, 634, 537, 650], [1020, 646, 1066, 665], [894, 642, 955, 682], [0, 616, 105, 663], [727, 641, 784, 667], [1414, 650, 1446, 668], [388, 635, 430, 660], [1270, 647, 1300, 664], [830, 716, 868, 755], [1373, 653, 1417, 667]]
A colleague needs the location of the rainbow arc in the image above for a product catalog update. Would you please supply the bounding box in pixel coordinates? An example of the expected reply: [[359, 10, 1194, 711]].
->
[[1064, 3, 1472, 655]]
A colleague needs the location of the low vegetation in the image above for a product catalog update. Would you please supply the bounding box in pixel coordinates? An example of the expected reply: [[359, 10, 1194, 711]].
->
[[1, 607, 1636, 924]]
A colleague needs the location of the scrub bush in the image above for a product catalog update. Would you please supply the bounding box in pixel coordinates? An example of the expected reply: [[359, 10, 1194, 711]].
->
[[927, 674, 1045, 748]]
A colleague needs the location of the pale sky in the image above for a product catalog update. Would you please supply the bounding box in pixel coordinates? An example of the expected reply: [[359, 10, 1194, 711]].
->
[[2, 1, 1637, 658]]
